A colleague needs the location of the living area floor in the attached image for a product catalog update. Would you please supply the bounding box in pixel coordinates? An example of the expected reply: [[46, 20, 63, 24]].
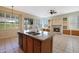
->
[[0, 34, 79, 53], [53, 34, 79, 53]]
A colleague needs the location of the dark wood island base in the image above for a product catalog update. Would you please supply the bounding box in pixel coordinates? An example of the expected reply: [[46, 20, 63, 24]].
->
[[18, 31, 53, 53]]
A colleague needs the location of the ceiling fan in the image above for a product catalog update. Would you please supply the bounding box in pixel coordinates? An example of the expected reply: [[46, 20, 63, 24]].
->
[[49, 10, 57, 15]]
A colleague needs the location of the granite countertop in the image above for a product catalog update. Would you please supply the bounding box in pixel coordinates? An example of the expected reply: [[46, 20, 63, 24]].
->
[[20, 30, 53, 41]]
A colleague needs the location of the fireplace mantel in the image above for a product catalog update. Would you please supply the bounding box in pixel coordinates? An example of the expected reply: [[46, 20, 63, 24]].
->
[[52, 25, 63, 34]]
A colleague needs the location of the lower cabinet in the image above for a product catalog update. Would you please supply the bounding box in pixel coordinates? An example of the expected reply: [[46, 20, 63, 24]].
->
[[33, 39, 41, 53], [18, 32, 23, 50], [18, 32, 52, 53], [23, 36, 41, 53], [41, 37, 52, 53], [26, 36, 33, 53], [23, 35, 33, 53], [71, 30, 79, 36], [63, 30, 79, 36], [63, 30, 70, 35], [23, 34, 27, 52]]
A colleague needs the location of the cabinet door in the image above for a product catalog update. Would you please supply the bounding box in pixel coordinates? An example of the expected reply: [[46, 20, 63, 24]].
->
[[18, 33, 23, 49], [34, 39, 41, 53], [26, 36, 33, 53], [23, 34, 27, 52], [41, 38, 52, 53]]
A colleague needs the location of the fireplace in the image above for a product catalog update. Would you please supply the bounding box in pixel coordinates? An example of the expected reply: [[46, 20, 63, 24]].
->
[[52, 25, 62, 34], [54, 28, 60, 32]]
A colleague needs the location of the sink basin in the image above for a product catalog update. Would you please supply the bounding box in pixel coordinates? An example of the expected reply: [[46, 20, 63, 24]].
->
[[26, 32, 40, 35]]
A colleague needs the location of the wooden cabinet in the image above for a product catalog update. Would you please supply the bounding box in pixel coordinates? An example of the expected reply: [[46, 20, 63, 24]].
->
[[23, 35, 33, 53], [41, 38, 52, 53], [26, 36, 33, 53], [18, 32, 23, 50], [43, 28, 50, 32], [63, 30, 79, 36], [18, 32, 52, 53], [33, 38, 52, 53], [23, 34, 27, 52], [71, 30, 79, 36], [63, 30, 70, 35], [33, 39, 41, 53]]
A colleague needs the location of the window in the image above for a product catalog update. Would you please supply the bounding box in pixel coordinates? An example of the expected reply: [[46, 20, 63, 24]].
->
[[24, 18, 33, 30], [6, 13, 10, 18], [0, 12, 19, 31], [11, 15, 15, 19], [24, 18, 33, 25], [40, 18, 48, 28], [5, 19, 19, 30], [68, 16, 78, 30], [0, 22, 6, 30], [0, 12, 4, 17]]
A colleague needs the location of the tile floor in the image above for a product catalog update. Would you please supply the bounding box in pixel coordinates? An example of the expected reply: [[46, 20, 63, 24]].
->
[[53, 34, 79, 53], [0, 34, 79, 53]]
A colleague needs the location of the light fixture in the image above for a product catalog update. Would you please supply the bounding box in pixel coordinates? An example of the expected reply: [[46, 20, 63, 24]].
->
[[49, 9, 57, 15]]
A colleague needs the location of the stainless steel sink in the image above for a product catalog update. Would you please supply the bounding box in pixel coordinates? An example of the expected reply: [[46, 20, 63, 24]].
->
[[26, 32, 40, 35]]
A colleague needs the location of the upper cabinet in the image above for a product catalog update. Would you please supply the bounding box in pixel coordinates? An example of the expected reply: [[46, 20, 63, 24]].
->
[[52, 17, 63, 25]]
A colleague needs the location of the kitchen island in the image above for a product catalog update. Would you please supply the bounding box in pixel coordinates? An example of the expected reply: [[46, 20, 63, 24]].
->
[[18, 30, 53, 53]]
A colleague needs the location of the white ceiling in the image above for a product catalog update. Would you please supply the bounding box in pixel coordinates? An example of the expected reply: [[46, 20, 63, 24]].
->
[[5, 6, 79, 18]]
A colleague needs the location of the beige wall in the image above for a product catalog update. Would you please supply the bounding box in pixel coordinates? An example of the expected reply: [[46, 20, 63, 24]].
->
[[0, 29, 18, 39]]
